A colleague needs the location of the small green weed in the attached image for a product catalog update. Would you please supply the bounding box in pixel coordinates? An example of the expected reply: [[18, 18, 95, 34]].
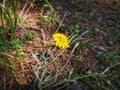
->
[[73, 12, 81, 21], [24, 31, 35, 41], [9, 39, 22, 50], [39, 0, 58, 29], [97, 51, 118, 65], [68, 0, 77, 4], [86, 27, 100, 37], [89, 10, 96, 18], [66, 24, 79, 34]]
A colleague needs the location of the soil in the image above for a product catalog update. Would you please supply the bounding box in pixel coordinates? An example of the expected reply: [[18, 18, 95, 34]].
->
[[50, 0, 120, 48], [0, 0, 120, 90]]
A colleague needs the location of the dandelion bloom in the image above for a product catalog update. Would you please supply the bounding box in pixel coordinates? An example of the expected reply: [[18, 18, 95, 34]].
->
[[53, 33, 69, 49]]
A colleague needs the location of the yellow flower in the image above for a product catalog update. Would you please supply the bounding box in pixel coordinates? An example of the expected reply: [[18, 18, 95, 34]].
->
[[53, 33, 69, 49]]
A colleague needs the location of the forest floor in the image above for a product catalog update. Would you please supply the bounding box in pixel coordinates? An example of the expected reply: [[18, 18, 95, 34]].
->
[[0, 0, 120, 90]]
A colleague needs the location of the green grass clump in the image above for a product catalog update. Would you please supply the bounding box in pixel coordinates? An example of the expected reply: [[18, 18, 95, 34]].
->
[[0, 0, 18, 52], [0, 0, 19, 80]]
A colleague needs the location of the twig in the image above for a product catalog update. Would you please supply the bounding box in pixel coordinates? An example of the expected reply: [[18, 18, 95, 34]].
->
[[101, 62, 120, 74], [55, 11, 67, 33]]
